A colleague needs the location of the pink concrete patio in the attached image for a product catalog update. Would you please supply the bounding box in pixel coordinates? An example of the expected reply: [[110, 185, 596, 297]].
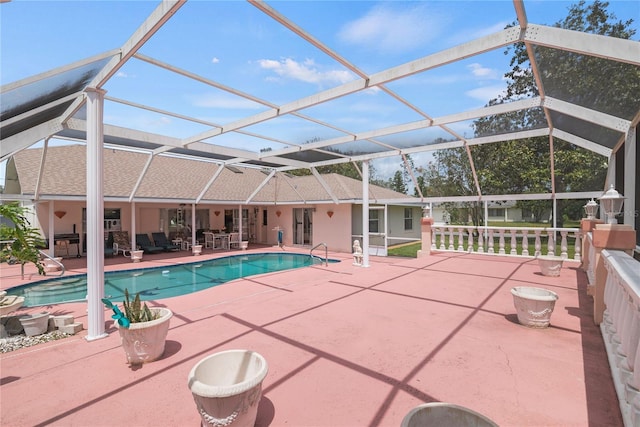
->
[[0, 248, 622, 426]]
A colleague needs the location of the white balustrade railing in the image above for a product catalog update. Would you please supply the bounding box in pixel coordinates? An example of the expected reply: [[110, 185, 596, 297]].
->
[[600, 249, 640, 426], [431, 225, 582, 260]]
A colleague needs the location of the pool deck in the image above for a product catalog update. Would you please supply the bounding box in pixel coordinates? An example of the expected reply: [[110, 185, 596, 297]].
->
[[0, 246, 622, 426]]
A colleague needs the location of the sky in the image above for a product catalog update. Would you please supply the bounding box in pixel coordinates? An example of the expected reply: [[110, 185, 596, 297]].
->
[[1, 0, 639, 187]]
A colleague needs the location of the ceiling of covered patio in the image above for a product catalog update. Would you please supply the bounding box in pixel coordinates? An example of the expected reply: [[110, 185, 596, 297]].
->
[[1, 0, 639, 204]]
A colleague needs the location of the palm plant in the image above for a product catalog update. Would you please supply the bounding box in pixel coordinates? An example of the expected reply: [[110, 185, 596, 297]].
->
[[0, 202, 45, 279]]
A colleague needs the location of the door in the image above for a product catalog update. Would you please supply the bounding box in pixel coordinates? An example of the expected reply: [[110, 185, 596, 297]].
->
[[293, 208, 313, 246]]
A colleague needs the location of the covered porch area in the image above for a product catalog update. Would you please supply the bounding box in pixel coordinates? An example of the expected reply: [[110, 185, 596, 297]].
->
[[0, 249, 621, 426]]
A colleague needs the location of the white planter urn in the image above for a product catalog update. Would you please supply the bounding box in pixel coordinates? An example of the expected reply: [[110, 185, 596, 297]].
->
[[131, 250, 144, 263], [192, 244, 203, 256], [0, 292, 25, 316], [511, 286, 559, 328], [188, 349, 268, 427], [239, 241, 249, 251], [537, 255, 563, 277], [116, 307, 172, 364], [18, 311, 50, 336]]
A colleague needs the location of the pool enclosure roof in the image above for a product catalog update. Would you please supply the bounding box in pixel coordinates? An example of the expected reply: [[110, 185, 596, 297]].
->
[[1, 0, 639, 204]]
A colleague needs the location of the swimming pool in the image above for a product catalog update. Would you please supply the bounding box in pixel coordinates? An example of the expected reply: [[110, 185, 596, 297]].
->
[[7, 252, 337, 307]]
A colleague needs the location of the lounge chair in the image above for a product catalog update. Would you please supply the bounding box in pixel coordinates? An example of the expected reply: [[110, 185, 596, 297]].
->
[[113, 231, 136, 256], [135, 233, 164, 254], [152, 232, 180, 251]]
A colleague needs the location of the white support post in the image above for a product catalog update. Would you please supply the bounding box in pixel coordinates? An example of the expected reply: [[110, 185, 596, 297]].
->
[[192, 203, 197, 244], [384, 204, 388, 255], [362, 160, 370, 267], [624, 126, 636, 226], [131, 201, 136, 252], [48, 201, 55, 258], [85, 87, 107, 341], [238, 204, 243, 243]]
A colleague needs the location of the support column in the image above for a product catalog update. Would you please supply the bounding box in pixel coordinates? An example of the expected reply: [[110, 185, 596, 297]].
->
[[624, 126, 636, 226], [85, 87, 107, 341], [48, 201, 55, 258], [417, 207, 434, 258], [362, 160, 370, 267]]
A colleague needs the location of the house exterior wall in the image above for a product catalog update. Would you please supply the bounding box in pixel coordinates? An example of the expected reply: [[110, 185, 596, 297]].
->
[[312, 204, 352, 253]]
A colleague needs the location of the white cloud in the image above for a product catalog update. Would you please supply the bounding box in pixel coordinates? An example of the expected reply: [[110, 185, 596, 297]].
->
[[190, 93, 264, 110], [338, 4, 445, 53], [467, 63, 500, 80], [256, 58, 353, 85], [115, 71, 130, 78], [466, 84, 507, 102], [211, 57, 220, 64]]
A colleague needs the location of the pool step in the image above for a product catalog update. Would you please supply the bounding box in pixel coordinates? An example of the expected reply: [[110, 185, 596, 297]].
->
[[49, 315, 84, 335]]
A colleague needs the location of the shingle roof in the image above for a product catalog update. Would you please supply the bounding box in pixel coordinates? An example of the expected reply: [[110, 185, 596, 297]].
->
[[10, 145, 415, 204]]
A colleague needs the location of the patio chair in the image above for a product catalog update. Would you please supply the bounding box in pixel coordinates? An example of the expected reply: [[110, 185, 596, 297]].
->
[[401, 403, 498, 427], [135, 233, 164, 254], [152, 232, 180, 251], [229, 232, 240, 249], [104, 233, 115, 257], [113, 231, 136, 256]]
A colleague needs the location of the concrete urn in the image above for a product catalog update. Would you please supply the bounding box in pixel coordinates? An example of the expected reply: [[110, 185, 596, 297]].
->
[[188, 349, 268, 427], [511, 286, 559, 328], [116, 307, 172, 364]]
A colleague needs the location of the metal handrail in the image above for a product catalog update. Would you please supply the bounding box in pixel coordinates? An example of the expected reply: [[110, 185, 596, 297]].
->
[[310, 243, 328, 266], [38, 250, 65, 276]]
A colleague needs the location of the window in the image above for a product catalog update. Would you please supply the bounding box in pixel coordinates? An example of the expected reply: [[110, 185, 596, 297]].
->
[[404, 208, 413, 230], [369, 209, 379, 233], [488, 208, 503, 217]]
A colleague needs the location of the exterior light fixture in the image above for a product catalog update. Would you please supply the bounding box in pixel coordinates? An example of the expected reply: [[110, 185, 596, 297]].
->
[[583, 199, 598, 220], [422, 205, 431, 218], [327, 210, 334, 218], [598, 185, 625, 225]]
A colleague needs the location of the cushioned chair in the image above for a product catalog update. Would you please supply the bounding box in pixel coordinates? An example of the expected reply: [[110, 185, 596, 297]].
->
[[135, 233, 164, 254], [113, 231, 136, 256], [401, 403, 498, 427], [152, 232, 180, 251], [104, 233, 115, 257]]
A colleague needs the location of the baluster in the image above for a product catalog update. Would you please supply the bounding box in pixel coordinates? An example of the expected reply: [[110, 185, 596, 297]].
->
[[573, 231, 581, 262], [467, 229, 474, 253], [457, 228, 464, 251], [510, 229, 518, 255], [487, 230, 495, 254], [448, 227, 454, 251], [534, 230, 542, 257], [522, 230, 529, 256], [431, 227, 437, 250], [560, 231, 568, 259], [439, 227, 446, 250], [498, 229, 505, 255], [477, 228, 484, 253], [547, 230, 555, 256]]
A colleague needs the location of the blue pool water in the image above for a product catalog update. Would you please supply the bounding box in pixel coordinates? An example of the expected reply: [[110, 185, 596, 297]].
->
[[8, 252, 337, 307]]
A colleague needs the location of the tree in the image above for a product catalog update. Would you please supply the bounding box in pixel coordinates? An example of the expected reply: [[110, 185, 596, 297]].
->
[[420, 1, 638, 225], [0, 202, 45, 279], [389, 170, 407, 194]]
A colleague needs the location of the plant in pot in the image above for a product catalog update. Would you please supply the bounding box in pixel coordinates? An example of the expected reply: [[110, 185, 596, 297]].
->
[[102, 289, 173, 365]]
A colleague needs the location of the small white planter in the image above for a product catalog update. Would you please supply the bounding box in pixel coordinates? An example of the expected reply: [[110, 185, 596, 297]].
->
[[239, 241, 249, 251], [116, 307, 172, 364], [537, 255, 563, 277], [401, 402, 498, 427], [188, 349, 268, 427], [192, 244, 203, 256], [18, 312, 50, 336], [511, 286, 559, 328], [0, 293, 25, 316], [131, 250, 144, 263]]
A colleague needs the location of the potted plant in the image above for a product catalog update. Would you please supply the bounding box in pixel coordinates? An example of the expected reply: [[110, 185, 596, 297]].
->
[[102, 289, 172, 365]]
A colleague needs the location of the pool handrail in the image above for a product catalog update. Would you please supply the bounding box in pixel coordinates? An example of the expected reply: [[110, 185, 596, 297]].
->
[[310, 243, 328, 266], [38, 250, 65, 276]]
